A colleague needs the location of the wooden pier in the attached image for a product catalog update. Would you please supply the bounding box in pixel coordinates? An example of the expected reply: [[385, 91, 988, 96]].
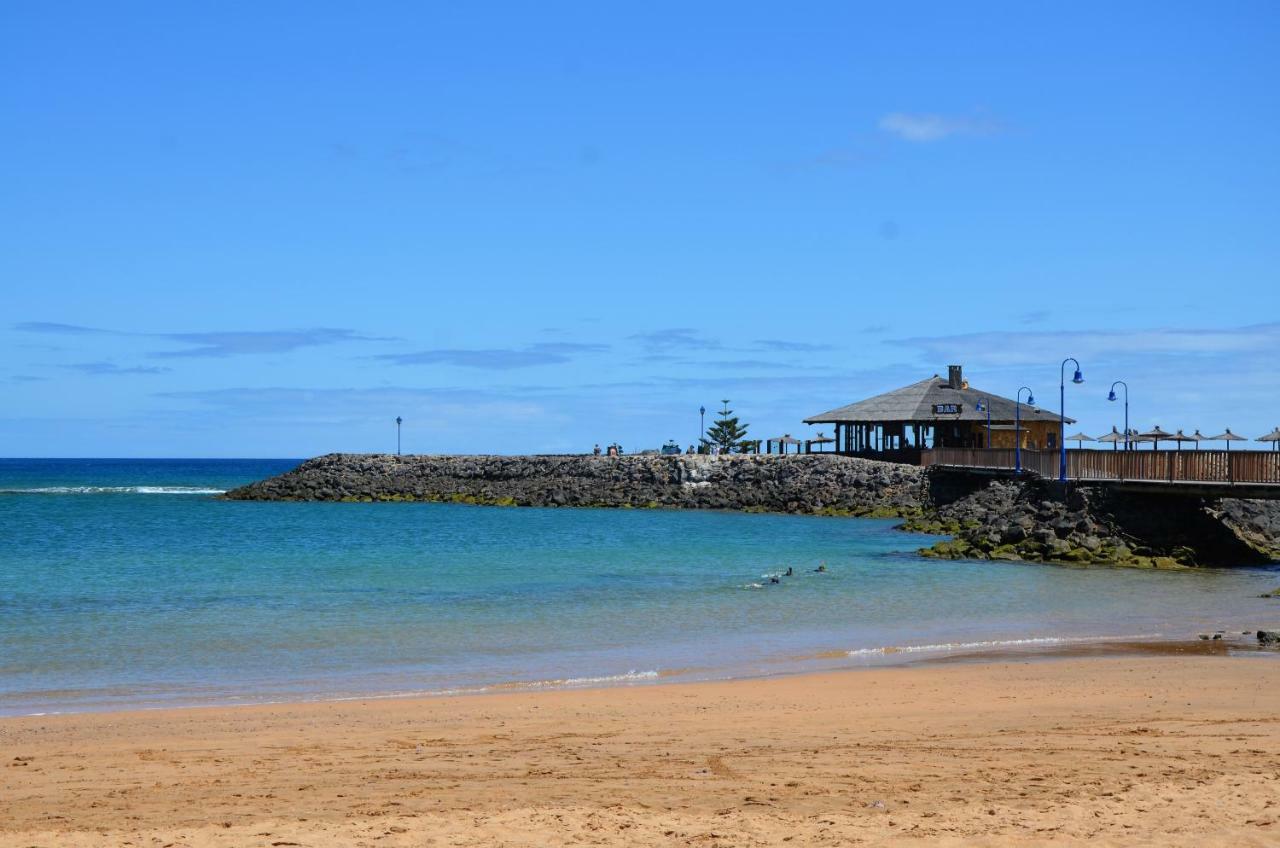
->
[[922, 447, 1280, 498]]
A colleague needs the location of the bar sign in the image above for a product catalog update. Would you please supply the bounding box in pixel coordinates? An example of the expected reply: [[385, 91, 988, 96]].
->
[[933, 403, 962, 414]]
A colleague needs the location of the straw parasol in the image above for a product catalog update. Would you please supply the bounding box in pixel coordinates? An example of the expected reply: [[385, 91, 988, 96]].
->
[[1064, 432, 1095, 448], [1138, 425, 1172, 450], [1191, 429, 1209, 450], [1257, 427, 1280, 452], [1168, 429, 1198, 451], [1097, 427, 1125, 451], [1208, 428, 1247, 452]]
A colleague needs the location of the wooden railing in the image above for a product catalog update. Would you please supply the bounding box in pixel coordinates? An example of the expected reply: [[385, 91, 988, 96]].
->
[[832, 448, 923, 465], [922, 447, 1280, 485]]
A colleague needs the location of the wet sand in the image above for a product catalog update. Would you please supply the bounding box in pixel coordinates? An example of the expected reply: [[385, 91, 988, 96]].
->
[[3, 654, 1279, 846]]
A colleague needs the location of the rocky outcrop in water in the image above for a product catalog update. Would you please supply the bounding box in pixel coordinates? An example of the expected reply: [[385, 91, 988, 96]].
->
[[222, 453, 925, 517], [905, 468, 1280, 568], [225, 453, 1280, 568]]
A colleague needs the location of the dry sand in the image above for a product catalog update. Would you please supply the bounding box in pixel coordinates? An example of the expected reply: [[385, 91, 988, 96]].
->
[[3, 654, 1279, 846]]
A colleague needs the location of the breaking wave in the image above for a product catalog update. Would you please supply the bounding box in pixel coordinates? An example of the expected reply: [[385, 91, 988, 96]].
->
[[0, 486, 225, 495], [844, 634, 1162, 657]]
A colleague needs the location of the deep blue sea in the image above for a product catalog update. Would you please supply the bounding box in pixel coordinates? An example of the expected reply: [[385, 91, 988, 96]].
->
[[1, 458, 1277, 716]]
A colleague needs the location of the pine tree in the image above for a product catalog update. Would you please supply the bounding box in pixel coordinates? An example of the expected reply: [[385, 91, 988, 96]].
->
[[702, 399, 750, 453]]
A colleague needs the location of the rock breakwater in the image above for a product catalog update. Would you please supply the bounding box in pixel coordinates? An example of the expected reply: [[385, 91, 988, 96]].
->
[[906, 468, 1280, 568], [222, 453, 925, 516], [225, 453, 1280, 568]]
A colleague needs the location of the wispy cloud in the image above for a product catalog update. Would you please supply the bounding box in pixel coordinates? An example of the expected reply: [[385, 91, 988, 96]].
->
[[890, 323, 1280, 367], [878, 112, 1003, 142], [630, 328, 720, 351], [13, 321, 104, 335], [152, 329, 382, 358], [373, 342, 609, 370], [754, 339, 836, 353], [62, 361, 172, 376], [14, 322, 387, 358], [8, 374, 47, 382], [771, 139, 886, 173]]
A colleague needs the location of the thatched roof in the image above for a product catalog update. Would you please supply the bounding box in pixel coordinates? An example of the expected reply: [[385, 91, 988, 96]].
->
[[1257, 427, 1280, 443], [804, 374, 1071, 425]]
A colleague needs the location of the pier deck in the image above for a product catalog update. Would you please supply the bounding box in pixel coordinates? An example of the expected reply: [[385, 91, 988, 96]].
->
[[922, 447, 1280, 499]]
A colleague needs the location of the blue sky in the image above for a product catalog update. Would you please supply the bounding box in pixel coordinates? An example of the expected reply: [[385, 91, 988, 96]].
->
[[3, 2, 1278, 457]]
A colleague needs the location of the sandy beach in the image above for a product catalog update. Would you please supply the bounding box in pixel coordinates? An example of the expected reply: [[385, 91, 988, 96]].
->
[[3, 653, 1278, 847]]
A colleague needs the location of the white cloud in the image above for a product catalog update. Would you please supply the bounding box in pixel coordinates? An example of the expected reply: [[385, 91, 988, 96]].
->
[[878, 112, 1002, 142]]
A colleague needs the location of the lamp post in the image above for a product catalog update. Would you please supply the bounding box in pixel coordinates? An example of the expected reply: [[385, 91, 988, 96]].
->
[[1107, 381, 1129, 451], [974, 397, 992, 448], [699, 405, 706, 450], [395, 416, 402, 456], [1059, 358, 1084, 481], [1015, 387, 1035, 473]]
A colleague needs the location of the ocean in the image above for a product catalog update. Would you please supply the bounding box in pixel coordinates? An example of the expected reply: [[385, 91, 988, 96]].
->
[[1, 458, 1276, 715]]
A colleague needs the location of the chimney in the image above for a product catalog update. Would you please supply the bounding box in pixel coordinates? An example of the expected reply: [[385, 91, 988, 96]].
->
[[947, 365, 963, 389]]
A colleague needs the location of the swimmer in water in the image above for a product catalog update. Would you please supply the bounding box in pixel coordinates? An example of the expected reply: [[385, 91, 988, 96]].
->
[[784, 567, 794, 577], [769, 576, 781, 584], [814, 563, 827, 573]]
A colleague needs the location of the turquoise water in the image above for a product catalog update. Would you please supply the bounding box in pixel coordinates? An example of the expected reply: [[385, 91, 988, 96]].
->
[[1, 458, 1277, 715]]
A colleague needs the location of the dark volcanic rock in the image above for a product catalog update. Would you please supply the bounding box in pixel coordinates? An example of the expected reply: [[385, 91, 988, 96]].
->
[[222, 453, 925, 517], [223, 453, 1280, 569], [907, 468, 1279, 568]]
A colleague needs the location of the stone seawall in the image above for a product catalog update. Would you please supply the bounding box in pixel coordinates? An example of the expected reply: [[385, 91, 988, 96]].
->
[[222, 453, 925, 517], [224, 453, 1280, 568], [906, 468, 1280, 568]]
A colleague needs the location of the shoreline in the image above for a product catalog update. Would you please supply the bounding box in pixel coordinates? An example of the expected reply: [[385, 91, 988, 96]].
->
[[8, 631, 1275, 720], [5, 653, 1278, 846]]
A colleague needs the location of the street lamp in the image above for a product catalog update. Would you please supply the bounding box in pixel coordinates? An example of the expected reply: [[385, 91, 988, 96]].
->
[[699, 405, 706, 450], [1059, 358, 1083, 481], [1107, 381, 1129, 451], [1015, 387, 1035, 473], [974, 397, 992, 448], [395, 416, 402, 456]]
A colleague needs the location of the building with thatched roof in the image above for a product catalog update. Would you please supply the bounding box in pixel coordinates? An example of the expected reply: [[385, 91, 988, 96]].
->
[[803, 365, 1070, 460]]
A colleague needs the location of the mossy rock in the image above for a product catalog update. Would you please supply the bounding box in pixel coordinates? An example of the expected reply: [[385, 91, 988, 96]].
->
[[860, 505, 910, 519], [921, 539, 975, 559], [988, 545, 1022, 561]]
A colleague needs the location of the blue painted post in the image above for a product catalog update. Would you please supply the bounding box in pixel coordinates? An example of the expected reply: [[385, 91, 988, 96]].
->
[[1059, 359, 1083, 481], [1015, 387, 1034, 473], [1108, 381, 1129, 452]]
